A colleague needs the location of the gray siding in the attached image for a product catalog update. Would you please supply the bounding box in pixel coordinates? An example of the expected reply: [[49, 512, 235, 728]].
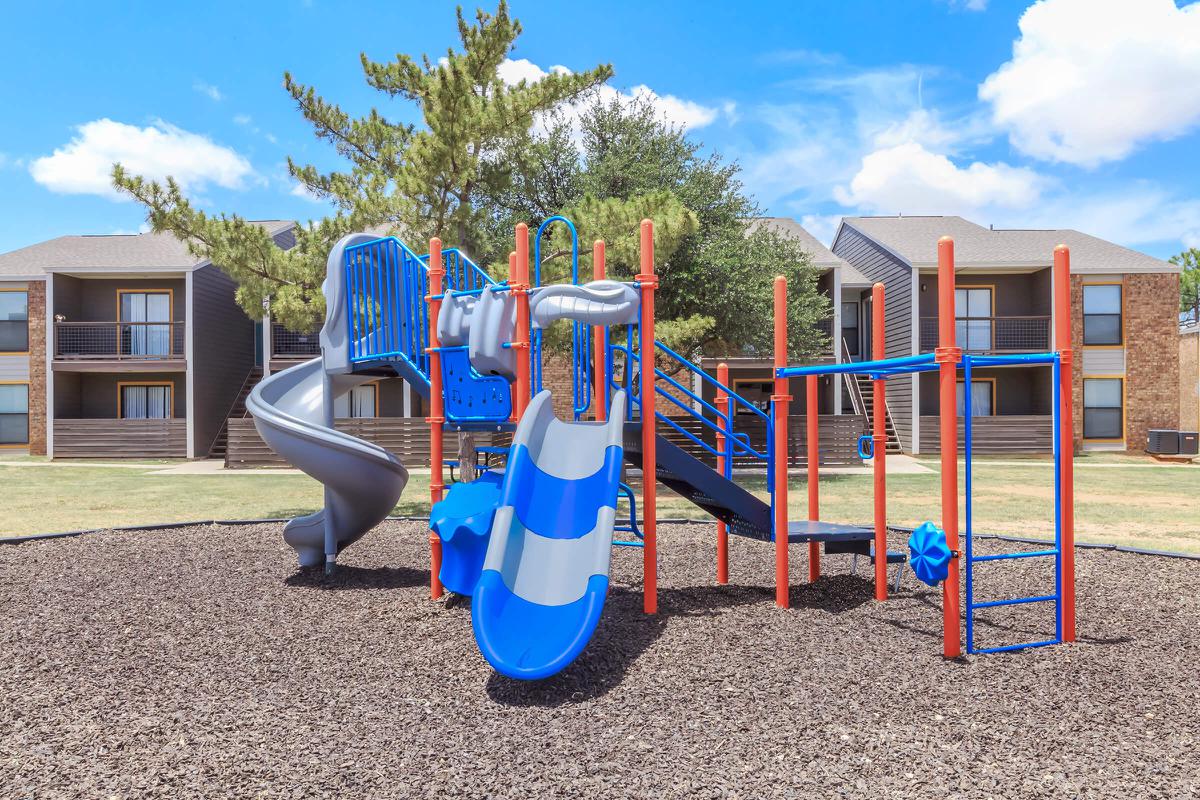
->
[[0, 355, 29, 381], [191, 265, 255, 456], [919, 366, 1053, 415], [832, 225, 915, 451]]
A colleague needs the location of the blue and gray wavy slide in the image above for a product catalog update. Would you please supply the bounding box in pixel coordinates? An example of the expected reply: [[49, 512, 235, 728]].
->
[[472, 389, 627, 680]]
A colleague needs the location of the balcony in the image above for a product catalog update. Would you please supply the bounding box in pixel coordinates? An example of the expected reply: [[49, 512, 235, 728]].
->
[[271, 323, 321, 359], [919, 316, 1050, 354], [54, 321, 185, 366]]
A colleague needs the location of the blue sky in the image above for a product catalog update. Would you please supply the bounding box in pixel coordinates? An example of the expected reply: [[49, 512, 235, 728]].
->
[[1, 0, 1198, 258]]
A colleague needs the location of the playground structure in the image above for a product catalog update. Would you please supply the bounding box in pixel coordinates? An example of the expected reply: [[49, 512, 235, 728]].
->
[[248, 216, 1077, 678]]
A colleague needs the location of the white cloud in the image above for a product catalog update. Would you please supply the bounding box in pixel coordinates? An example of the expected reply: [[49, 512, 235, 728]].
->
[[944, 0, 987, 10], [979, 0, 1200, 166], [232, 113, 252, 126], [496, 58, 727, 132], [1010, 186, 1200, 250], [290, 182, 323, 202], [835, 141, 1045, 214], [29, 119, 255, 199], [798, 214, 842, 247], [193, 81, 223, 101]]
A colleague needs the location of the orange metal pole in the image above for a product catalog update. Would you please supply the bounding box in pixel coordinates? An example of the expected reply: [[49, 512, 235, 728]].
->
[[936, 236, 962, 658], [427, 237, 446, 600], [872, 282, 888, 601], [513, 226, 531, 422], [806, 375, 820, 582], [593, 240, 607, 423], [715, 362, 730, 585], [639, 220, 658, 614], [772, 275, 790, 608], [1054, 244, 1076, 642]]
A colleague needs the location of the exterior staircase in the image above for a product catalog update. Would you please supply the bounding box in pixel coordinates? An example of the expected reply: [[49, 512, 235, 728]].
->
[[841, 339, 902, 455], [212, 366, 263, 459], [848, 372, 903, 454]]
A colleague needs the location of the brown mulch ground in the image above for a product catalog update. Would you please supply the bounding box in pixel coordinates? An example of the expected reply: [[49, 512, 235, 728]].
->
[[1, 520, 1197, 799]]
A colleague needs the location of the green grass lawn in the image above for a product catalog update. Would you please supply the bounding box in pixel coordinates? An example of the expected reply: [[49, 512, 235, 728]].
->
[[2, 455, 1198, 553]]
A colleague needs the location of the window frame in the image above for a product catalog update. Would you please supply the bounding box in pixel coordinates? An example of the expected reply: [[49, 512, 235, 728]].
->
[[955, 377, 996, 418], [0, 288, 30, 356], [116, 289, 176, 357], [1082, 282, 1123, 347], [841, 301, 860, 357], [954, 284, 995, 353], [1082, 376, 1124, 442], [337, 380, 381, 419], [0, 381, 30, 448], [116, 381, 175, 420]]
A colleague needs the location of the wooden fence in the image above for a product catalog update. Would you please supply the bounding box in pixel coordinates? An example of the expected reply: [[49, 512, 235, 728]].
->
[[226, 413, 867, 469], [918, 415, 1053, 454], [225, 418, 512, 468], [54, 419, 187, 458]]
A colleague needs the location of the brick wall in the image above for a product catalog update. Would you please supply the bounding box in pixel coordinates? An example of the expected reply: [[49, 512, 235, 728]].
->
[[1182, 332, 1199, 433], [27, 280, 46, 455], [1072, 273, 1180, 451], [1124, 273, 1180, 449]]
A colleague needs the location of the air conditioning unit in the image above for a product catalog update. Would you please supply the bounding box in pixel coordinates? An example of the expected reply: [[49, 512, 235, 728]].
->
[[1180, 431, 1199, 456], [1147, 429, 1180, 455]]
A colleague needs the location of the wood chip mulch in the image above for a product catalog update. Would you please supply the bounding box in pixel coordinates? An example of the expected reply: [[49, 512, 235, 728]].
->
[[2, 520, 1197, 799]]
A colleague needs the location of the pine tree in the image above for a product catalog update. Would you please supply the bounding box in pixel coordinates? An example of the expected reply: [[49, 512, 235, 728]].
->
[[476, 95, 831, 361], [113, 2, 611, 330], [1171, 248, 1200, 326]]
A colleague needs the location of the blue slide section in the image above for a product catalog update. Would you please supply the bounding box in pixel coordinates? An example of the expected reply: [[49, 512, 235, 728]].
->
[[471, 390, 627, 681], [429, 470, 504, 596]]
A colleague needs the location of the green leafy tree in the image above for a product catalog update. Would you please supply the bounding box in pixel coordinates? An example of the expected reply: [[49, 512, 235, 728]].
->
[[1172, 247, 1200, 326], [476, 95, 830, 360], [113, 2, 611, 330]]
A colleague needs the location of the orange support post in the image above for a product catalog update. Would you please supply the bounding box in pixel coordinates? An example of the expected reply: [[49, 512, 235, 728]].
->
[[513, 226, 531, 421], [593, 240, 607, 422], [715, 362, 730, 585], [936, 236, 962, 658], [871, 282, 888, 601], [1054, 244, 1076, 642], [772, 275, 790, 608], [427, 237, 446, 600], [639, 220, 658, 614], [805, 375, 820, 583]]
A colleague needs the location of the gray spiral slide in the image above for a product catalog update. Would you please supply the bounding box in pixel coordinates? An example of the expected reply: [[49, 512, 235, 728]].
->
[[246, 233, 409, 569]]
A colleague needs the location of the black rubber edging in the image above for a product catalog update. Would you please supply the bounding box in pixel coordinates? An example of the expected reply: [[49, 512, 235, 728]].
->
[[3, 515, 1198, 562]]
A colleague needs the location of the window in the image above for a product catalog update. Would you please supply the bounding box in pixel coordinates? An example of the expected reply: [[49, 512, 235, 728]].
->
[[0, 290, 28, 353], [335, 384, 378, 418], [732, 380, 773, 414], [956, 380, 994, 417], [119, 383, 173, 419], [1083, 284, 1122, 345], [0, 384, 29, 445], [1083, 378, 1123, 440], [841, 302, 860, 357], [954, 287, 993, 352], [119, 291, 172, 356]]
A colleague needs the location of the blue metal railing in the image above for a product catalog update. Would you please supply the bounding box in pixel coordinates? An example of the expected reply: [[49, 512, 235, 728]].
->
[[963, 352, 1065, 654], [343, 237, 494, 374], [608, 342, 770, 466], [533, 215, 590, 420]]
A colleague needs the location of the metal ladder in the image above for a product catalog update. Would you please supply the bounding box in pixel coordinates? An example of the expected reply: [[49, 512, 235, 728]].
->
[[963, 353, 1064, 654]]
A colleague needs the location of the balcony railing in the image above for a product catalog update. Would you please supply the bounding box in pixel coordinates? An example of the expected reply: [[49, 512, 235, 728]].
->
[[271, 323, 321, 358], [919, 316, 1050, 353], [55, 321, 185, 360]]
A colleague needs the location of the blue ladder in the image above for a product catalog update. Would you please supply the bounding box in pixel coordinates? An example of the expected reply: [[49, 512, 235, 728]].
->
[[963, 354, 1064, 654]]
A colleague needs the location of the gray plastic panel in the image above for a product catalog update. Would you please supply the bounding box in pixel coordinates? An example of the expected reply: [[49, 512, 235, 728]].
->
[[468, 285, 517, 380], [528, 280, 639, 329]]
